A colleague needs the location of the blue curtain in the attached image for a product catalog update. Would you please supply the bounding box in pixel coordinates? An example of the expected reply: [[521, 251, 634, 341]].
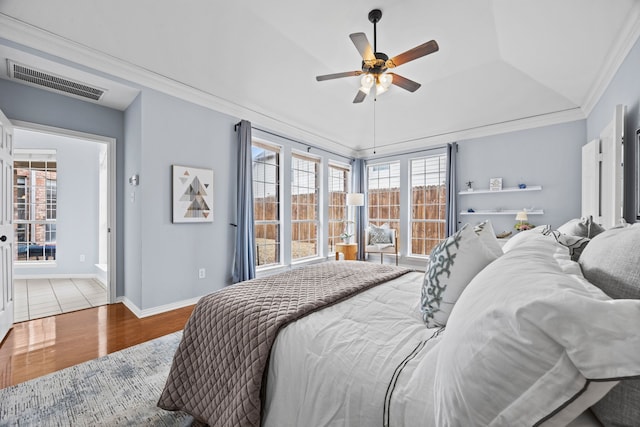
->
[[232, 120, 256, 283], [352, 158, 366, 260], [445, 142, 458, 237]]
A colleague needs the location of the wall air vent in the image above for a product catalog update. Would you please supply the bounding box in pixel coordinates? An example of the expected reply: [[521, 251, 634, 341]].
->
[[7, 60, 105, 101]]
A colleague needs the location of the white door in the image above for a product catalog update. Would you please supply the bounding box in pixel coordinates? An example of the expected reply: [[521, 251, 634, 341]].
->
[[0, 109, 14, 342], [600, 104, 625, 228]]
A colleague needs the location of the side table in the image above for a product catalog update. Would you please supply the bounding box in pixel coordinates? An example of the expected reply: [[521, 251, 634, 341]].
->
[[335, 243, 358, 261]]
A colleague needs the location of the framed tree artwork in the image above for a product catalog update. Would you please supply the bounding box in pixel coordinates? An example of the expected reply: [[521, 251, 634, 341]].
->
[[172, 165, 214, 223]]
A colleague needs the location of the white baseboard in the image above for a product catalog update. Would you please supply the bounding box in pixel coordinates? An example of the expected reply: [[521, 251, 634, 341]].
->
[[118, 295, 201, 319]]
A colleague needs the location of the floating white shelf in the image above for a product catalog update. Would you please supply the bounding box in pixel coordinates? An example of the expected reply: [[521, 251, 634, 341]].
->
[[459, 209, 544, 216], [458, 185, 542, 195]]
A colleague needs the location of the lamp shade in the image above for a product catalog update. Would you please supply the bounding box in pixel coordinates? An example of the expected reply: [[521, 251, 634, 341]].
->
[[346, 193, 365, 206], [515, 211, 528, 221]]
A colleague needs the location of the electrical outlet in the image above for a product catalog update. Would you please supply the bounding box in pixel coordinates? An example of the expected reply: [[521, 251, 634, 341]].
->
[[80, 254, 85, 262], [198, 268, 206, 279]]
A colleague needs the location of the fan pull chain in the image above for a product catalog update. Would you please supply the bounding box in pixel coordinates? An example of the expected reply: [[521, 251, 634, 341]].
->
[[373, 97, 377, 154]]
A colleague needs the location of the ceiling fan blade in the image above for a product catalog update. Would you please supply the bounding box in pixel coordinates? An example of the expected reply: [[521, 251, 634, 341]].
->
[[316, 71, 363, 81], [387, 40, 439, 68], [349, 32, 375, 61], [388, 73, 421, 92], [353, 89, 367, 103]]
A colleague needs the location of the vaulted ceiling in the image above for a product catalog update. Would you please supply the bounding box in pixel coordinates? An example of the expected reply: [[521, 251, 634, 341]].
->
[[1, 0, 639, 157]]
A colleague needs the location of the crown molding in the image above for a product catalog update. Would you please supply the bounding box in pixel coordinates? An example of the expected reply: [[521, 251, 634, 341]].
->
[[356, 108, 586, 158], [0, 14, 357, 158], [581, 3, 640, 116]]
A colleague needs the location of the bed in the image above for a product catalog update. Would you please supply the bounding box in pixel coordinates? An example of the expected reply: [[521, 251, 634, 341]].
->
[[158, 220, 640, 427]]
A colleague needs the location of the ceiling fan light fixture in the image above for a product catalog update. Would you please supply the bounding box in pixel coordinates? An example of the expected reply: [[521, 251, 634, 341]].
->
[[379, 73, 393, 88], [315, 9, 438, 103], [375, 83, 388, 96], [360, 74, 375, 89]]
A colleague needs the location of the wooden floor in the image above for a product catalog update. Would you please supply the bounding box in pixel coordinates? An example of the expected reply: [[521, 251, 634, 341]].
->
[[0, 302, 194, 389]]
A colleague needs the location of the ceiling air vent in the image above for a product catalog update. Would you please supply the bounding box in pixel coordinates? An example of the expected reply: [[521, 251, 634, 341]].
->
[[7, 60, 105, 101]]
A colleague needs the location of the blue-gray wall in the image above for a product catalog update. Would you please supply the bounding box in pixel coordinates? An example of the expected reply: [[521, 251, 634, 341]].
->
[[134, 88, 237, 310], [0, 78, 126, 295], [587, 36, 640, 222], [13, 129, 102, 277], [456, 120, 587, 233], [123, 93, 142, 307]]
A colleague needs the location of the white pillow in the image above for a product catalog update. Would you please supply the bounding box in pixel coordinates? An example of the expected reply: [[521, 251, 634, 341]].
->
[[501, 224, 551, 252], [474, 220, 503, 258], [420, 224, 499, 328], [433, 237, 640, 426]]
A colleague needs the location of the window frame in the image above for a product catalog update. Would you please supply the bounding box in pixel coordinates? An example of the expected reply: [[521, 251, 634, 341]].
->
[[409, 154, 447, 257], [290, 151, 321, 261], [327, 162, 351, 253], [252, 140, 282, 269], [366, 161, 401, 232], [13, 149, 58, 263]]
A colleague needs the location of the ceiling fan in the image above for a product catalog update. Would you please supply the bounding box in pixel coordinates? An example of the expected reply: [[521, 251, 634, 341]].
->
[[316, 9, 439, 103]]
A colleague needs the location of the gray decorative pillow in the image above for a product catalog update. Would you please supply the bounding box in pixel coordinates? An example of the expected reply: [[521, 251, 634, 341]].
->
[[578, 224, 640, 427], [420, 224, 499, 328], [557, 216, 605, 239], [368, 224, 392, 244], [579, 223, 640, 299]]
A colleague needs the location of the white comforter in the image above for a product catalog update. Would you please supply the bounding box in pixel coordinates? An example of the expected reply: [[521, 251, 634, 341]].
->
[[262, 268, 604, 427], [262, 271, 443, 427]]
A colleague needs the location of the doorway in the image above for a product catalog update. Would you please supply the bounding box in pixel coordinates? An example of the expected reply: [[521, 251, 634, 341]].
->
[[11, 123, 115, 322]]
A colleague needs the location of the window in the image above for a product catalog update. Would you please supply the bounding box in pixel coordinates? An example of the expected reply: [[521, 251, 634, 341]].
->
[[13, 151, 57, 262], [410, 154, 447, 256], [328, 163, 350, 252], [291, 152, 319, 260], [252, 141, 281, 267], [367, 162, 400, 232]]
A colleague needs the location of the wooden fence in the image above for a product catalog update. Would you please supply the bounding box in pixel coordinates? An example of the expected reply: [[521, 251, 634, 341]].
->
[[254, 184, 445, 245]]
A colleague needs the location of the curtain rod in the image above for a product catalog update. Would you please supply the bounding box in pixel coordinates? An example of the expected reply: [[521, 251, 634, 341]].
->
[[234, 121, 450, 162], [234, 121, 354, 162]]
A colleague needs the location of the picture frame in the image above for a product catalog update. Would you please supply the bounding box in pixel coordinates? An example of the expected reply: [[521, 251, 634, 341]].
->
[[489, 177, 503, 192], [172, 165, 214, 223]]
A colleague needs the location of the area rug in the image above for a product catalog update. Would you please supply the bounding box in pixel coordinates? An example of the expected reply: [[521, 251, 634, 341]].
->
[[0, 332, 193, 426]]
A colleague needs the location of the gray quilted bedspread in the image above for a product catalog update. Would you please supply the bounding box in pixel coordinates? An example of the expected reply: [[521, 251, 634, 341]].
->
[[157, 261, 410, 427]]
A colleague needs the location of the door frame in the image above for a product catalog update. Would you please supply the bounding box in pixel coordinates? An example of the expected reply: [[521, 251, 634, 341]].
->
[[12, 120, 117, 304]]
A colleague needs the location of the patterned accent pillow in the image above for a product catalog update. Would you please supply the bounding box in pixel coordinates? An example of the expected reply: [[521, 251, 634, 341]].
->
[[549, 230, 590, 261], [420, 224, 499, 328], [368, 224, 392, 244]]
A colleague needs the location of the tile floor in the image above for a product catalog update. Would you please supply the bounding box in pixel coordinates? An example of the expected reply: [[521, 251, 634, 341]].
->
[[13, 278, 108, 323]]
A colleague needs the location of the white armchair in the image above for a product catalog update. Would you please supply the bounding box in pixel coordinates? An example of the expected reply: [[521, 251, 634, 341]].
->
[[365, 226, 399, 265]]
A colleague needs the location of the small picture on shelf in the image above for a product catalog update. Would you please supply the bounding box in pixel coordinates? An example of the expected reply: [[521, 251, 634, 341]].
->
[[489, 177, 503, 191]]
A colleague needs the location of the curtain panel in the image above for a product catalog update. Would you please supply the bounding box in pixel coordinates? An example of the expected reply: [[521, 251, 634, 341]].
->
[[445, 142, 458, 237], [232, 120, 256, 283], [352, 158, 366, 260]]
